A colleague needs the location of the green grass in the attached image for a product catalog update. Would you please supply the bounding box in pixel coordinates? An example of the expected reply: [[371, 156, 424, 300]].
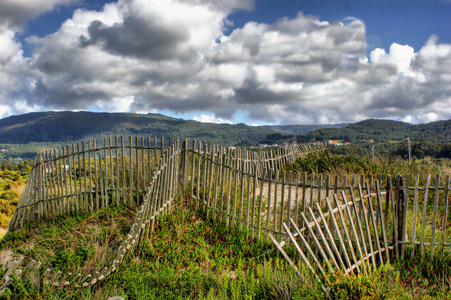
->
[[2, 202, 451, 299], [0, 202, 135, 284]]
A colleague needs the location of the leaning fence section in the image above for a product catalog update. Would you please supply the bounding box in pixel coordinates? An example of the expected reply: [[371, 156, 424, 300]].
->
[[8, 136, 171, 232]]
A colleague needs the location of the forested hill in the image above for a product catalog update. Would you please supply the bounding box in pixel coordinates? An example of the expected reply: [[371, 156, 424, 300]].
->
[[261, 119, 451, 144], [310, 119, 415, 143], [0, 111, 274, 146], [311, 119, 451, 143]]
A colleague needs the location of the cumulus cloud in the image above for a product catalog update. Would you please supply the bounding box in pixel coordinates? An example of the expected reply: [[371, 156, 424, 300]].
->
[[1, 0, 451, 125], [0, 27, 23, 64], [96, 95, 135, 112], [0, 0, 77, 28], [12, 99, 42, 115], [370, 43, 415, 74]]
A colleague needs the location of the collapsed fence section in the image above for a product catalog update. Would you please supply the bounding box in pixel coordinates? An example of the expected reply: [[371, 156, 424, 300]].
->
[[269, 184, 392, 288], [269, 174, 451, 285]]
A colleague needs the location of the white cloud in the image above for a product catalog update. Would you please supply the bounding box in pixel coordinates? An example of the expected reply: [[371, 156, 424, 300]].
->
[[417, 112, 439, 123], [0, 1, 451, 126], [0, 27, 23, 64], [96, 96, 135, 112], [370, 43, 415, 74], [12, 99, 42, 115], [193, 114, 233, 124], [413, 35, 451, 74], [0, 104, 11, 118]]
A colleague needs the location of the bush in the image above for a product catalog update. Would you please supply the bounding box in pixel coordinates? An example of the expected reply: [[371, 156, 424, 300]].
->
[[289, 151, 371, 174]]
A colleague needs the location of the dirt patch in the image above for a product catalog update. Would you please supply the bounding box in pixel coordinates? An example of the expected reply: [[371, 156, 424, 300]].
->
[[0, 249, 13, 266], [9, 181, 26, 195]]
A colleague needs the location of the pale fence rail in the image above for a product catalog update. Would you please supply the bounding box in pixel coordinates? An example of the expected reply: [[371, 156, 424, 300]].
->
[[1, 137, 319, 294]]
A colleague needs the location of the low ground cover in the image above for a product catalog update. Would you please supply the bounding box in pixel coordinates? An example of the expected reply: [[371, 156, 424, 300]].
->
[[2, 202, 451, 299]]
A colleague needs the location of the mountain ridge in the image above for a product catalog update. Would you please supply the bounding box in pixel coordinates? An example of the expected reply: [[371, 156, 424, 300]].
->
[[1, 112, 451, 148], [0, 111, 271, 145]]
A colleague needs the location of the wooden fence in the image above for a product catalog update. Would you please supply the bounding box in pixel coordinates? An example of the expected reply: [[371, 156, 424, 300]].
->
[[8, 136, 173, 232], [1, 137, 320, 294], [2, 135, 449, 294], [186, 145, 451, 263], [2, 137, 183, 293], [269, 174, 451, 286]]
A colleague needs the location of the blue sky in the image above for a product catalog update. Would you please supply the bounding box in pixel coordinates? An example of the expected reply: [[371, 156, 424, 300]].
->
[[1, 0, 451, 125], [233, 0, 451, 50]]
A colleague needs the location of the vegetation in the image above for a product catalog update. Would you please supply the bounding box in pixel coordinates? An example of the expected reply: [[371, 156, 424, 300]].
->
[[262, 123, 349, 135], [1, 202, 450, 299], [0, 160, 32, 228], [262, 119, 451, 161], [287, 149, 451, 177]]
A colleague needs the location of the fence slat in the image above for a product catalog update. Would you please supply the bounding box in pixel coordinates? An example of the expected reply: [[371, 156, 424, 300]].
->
[[430, 174, 441, 261], [440, 175, 450, 258], [420, 175, 431, 255]]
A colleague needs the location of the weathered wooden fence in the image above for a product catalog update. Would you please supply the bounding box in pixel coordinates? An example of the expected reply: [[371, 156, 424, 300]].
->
[[267, 174, 451, 286], [8, 136, 173, 232], [2, 135, 449, 294], [2, 137, 183, 293], [185, 145, 451, 263], [1, 137, 320, 294]]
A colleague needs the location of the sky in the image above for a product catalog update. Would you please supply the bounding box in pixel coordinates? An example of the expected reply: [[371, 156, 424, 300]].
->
[[1, 0, 451, 125]]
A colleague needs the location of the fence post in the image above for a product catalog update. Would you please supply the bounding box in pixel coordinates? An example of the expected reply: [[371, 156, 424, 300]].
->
[[179, 139, 189, 205], [396, 175, 406, 258]]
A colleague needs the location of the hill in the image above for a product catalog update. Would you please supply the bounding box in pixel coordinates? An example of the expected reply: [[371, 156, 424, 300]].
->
[[2, 112, 451, 160], [0, 111, 274, 146], [310, 119, 415, 143], [310, 119, 451, 144], [261, 119, 451, 145]]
